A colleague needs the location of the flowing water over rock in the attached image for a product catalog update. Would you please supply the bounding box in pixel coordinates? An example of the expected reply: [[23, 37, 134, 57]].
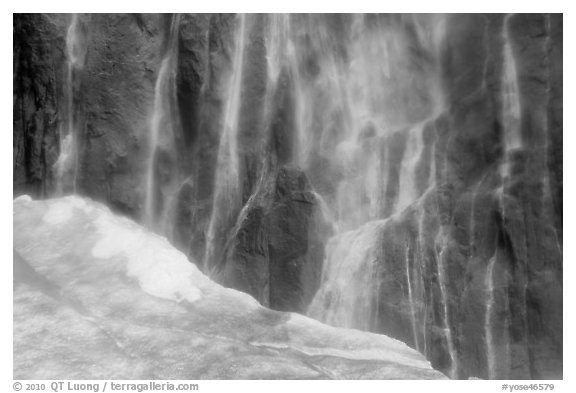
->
[[144, 14, 182, 232], [308, 219, 387, 330], [13, 13, 563, 380], [54, 14, 86, 195], [500, 13, 522, 183], [203, 14, 247, 273], [484, 252, 498, 379]]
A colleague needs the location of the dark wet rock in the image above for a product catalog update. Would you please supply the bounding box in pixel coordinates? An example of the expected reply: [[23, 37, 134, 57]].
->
[[217, 166, 332, 313], [355, 14, 563, 380], [77, 14, 162, 219], [13, 14, 68, 197]]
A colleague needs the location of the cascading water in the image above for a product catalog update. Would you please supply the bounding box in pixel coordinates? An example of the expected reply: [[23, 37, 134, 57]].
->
[[467, 173, 499, 378], [265, 14, 290, 94], [405, 245, 420, 352], [54, 14, 86, 195], [416, 208, 429, 357], [481, 14, 524, 379], [143, 15, 181, 232], [397, 122, 427, 212], [301, 14, 445, 346], [144, 12, 460, 377], [13, 12, 563, 380], [434, 228, 458, 379], [542, 14, 563, 258], [500, 13, 522, 183], [307, 219, 387, 331], [203, 14, 247, 273], [485, 252, 497, 379], [12, 12, 563, 381]]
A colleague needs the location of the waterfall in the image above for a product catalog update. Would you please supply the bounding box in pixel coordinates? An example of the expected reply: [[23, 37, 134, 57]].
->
[[143, 15, 181, 231], [479, 16, 524, 378], [13, 12, 563, 381], [467, 174, 501, 378], [468, 176, 487, 257], [485, 252, 497, 379], [417, 208, 428, 357], [543, 14, 562, 258], [396, 122, 426, 212], [54, 14, 85, 195], [500, 13, 522, 183], [496, 14, 525, 378], [203, 14, 247, 273], [308, 220, 387, 330], [287, 28, 308, 168], [484, 247, 512, 380], [405, 245, 420, 352], [303, 14, 445, 356], [311, 191, 339, 234], [265, 14, 290, 90], [468, 174, 502, 378], [435, 229, 458, 379]]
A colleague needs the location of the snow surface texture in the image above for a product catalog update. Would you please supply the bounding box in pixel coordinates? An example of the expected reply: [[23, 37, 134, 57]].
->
[[13, 195, 446, 379]]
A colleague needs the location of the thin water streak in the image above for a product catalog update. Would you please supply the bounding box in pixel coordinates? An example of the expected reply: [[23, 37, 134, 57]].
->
[[143, 15, 181, 230], [405, 245, 420, 352], [485, 251, 497, 379], [204, 14, 248, 273]]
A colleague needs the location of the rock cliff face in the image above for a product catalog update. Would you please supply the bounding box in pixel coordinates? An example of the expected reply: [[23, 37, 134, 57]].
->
[[13, 14, 562, 379], [14, 14, 67, 197], [350, 14, 563, 379]]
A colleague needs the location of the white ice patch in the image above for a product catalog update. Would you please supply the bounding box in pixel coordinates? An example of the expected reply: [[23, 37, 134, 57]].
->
[[67, 195, 92, 212], [14, 195, 32, 203], [43, 201, 74, 225], [284, 313, 429, 367], [91, 210, 209, 304]]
